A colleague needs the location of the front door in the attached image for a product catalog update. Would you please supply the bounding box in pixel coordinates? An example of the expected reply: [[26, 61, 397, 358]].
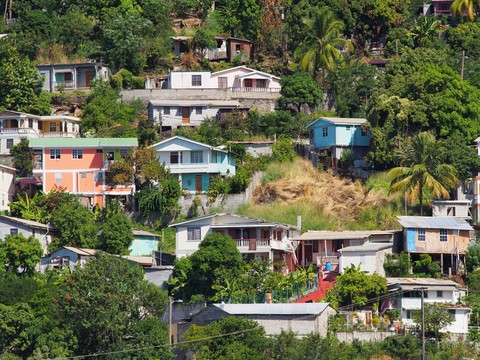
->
[[85, 71, 95, 87], [304, 244, 313, 266], [182, 107, 190, 124], [195, 175, 202, 193]]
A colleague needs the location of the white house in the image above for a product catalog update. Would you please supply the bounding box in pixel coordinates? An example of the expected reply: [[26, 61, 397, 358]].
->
[[0, 165, 15, 211], [338, 243, 393, 276], [0, 215, 55, 254], [169, 213, 299, 272], [151, 136, 236, 194], [0, 110, 80, 154], [385, 277, 470, 336]]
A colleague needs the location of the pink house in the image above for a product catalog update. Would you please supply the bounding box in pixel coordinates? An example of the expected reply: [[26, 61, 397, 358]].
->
[[29, 138, 137, 207]]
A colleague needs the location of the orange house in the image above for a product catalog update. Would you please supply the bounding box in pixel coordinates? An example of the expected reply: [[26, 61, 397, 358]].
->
[[29, 138, 138, 207]]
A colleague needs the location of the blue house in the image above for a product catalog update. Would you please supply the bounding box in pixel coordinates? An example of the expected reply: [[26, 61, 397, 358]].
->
[[307, 117, 371, 167], [130, 229, 160, 256], [151, 136, 236, 194]]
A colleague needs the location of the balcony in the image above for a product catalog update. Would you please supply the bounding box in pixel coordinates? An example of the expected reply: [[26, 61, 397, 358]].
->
[[230, 86, 281, 93], [234, 238, 271, 251], [0, 127, 38, 136], [39, 131, 78, 138]]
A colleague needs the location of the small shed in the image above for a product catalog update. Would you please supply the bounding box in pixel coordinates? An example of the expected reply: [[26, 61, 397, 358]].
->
[[130, 229, 160, 256], [338, 243, 393, 276], [39, 246, 97, 273]]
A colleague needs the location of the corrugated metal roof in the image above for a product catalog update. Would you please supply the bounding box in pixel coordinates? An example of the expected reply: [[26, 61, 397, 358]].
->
[[339, 243, 392, 253], [293, 230, 396, 241], [387, 277, 461, 287], [213, 303, 331, 315], [169, 213, 296, 229], [307, 117, 367, 128], [396, 216, 473, 230], [0, 215, 54, 230], [29, 138, 138, 148], [63, 247, 98, 256], [132, 229, 160, 237], [122, 256, 152, 266]]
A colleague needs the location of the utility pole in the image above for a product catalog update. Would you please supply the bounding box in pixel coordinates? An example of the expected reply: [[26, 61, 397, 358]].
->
[[414, 286, 428, 360]]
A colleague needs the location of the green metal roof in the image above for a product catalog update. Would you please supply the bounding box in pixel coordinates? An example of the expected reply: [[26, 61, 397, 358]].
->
[[29, 138, 138, 148]]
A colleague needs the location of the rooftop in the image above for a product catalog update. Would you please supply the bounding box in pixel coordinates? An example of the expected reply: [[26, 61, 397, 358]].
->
[[29, 138, 138, 148], [0, 215, 55, 231], [387, 277, 463, 289], [213, 303, 332, 315], [132, 229, 160, 238], [293, 230, 396, 241], [396, 216, 473, 231], [339, 243, 393, 253], [307, 117, 367, 128]]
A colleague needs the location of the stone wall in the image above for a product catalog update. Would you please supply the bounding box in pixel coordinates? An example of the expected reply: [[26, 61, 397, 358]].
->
[[120, 89, 279, 115]]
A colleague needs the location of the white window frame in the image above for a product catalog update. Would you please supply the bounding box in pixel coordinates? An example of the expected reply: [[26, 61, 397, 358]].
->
[[50, 149, 61, 160], [187, 227, 201, 241], [440, 229, 448, 242], [72, 149, 83, 159], [417, 228, 426, 241], [190, 151, 203, 164], [322, 127, 328, 137], [6, 139, 13, 149], [120, 149, 128, 157], [55, 172, 62, 183]]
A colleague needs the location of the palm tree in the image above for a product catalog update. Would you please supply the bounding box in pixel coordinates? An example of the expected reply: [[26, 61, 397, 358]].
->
[[294, 7, 353, 82], [451, 0, 480, 21], [388, 132, 458, 215]]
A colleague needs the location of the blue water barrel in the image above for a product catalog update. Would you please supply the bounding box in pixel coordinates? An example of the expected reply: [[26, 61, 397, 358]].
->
[[325, 262, 332, 271]]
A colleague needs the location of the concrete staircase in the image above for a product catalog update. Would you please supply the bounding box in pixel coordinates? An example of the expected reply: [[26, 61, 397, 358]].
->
[[295, 274, 336, 303]]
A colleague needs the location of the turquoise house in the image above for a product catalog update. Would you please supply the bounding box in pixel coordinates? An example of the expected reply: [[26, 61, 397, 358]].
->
[[129, 229, 160, 256], [151, 136, 236, 194], [307, 117, 371, 167]]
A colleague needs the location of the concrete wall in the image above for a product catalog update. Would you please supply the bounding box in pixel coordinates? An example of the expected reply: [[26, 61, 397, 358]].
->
[[120, 89, 279, 115], [0, 220, 52, 254], [335, 331, 396, 343]]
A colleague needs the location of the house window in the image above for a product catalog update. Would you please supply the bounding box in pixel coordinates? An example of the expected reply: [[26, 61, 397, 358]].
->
[[406, 310, 411, 319], [218, 77, 228, 88], [195, 106, 202, 115], [309, 129, 314, 145], [437, 291, 443, 298], [95, 171, 105, 182], [170, 151, 182, 164], [163, 106, 170, 115], [106, 151, 115, 161], [417, 228, 426, 241], [28, 119, 33, 128], [96, 149, 103, 154], [6, 139, 13, 149], [49, 122, 57, 132], [361, 128, 368, 136], [191, 75, 202, 86], [322, 127, 328, 137], [10, 228, 18, 235], [187, 227, 201, 241], [453, 229, 459, 237], [256, 79, 266, 88], [346, 126, 351, 131], [72, 149, 83, 159], [190, 151, 203, 164], [55, 172, 62, 183], [50, 149, 61, 160], [440, 229, 448, 242], [81, 172, 87, 179], [244, 79, 253, 88], [120, 149, 128, 158]]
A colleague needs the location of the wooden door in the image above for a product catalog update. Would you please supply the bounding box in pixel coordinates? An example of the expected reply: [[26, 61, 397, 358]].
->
[[85, 71, 95, 87], [195, 175, 202, 193], [181, 107, 190, 124], [304, 244, 313, 265]]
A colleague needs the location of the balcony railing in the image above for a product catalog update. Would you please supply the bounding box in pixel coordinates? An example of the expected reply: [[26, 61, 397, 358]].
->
[[0, 127, 38, 135], [39, 131, 78, 138], [234, 238, 271, 250], [230, 87, 281, 93]]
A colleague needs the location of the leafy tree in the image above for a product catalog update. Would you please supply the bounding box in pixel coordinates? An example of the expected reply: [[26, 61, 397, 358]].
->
[[466, 243, 480, 273], [413, 303, 454, 339], [0, 44, 50, 115], [136, 175, 181, 218], [106, 156, 135, 186], [10, 140, 32, 178], [388, 132, 458, 215], [169, 233, 243, 302], [56, 253, 171, 357], [218, 0, 263, 42], [0, 234, 43, 275], [0, 303, 35, 356], [272, 138, 296, 162], [381, 333, 421, 359], [442, 134, 480, 181], [295, 7, 353, 81], [326, 264, 387, 309], [278, 72, 323, 113], [182, 316, 267, 360], [467, 269, 480, 293], [331, 60, 376, 117], [0, 272, 38, 305], [412, 254, 441, 278], [383, 27, 414, 58], [99, 213, 133, 255], [134, 146, 168, 184], [50, 201, 99, 250], [384, 252, 411, 277]]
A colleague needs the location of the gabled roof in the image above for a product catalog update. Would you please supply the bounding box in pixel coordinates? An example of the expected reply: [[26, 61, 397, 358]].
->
[[132, 228, 160, 238], [387, 277, 464, 291], [293, 230, 397, 241], [211, 66, 280, 80], [213, 303, 332, 315], [151, 136, 228, 153], [396, 216, 473, 231], [307, 117, 367, 128], [0, 215, 54, 231], [169, 212, 296, 229], [29, 138, 138, 148]]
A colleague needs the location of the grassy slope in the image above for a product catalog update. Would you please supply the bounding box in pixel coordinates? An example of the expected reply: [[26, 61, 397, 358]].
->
[[238, 158, 403, 231]]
